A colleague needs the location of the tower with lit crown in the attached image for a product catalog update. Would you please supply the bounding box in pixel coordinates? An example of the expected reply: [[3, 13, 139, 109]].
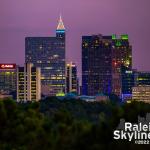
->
[[25, 16, 66, 96]]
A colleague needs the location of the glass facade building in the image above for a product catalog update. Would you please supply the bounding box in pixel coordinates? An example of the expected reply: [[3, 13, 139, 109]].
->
[[82, 35, 112, 96], [82, 34, 132, 96], [112, 34, 132, 96], [25, 16, 66, 96]]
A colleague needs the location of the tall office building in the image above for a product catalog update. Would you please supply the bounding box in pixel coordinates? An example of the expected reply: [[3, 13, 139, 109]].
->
[[25, 16, 66, 96], [17, 63, 41, 102], [0, 64, 16, 94], [112, 34, 132, 96], [66, 62, 78, 93], [82, 34, 132, 96], [82, 35, 112, 96]]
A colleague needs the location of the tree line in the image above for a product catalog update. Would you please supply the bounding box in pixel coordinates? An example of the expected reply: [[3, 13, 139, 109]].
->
[[0, 97, 150, 150]]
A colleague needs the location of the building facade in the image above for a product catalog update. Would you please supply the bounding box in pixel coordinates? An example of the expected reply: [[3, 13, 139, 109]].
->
[[0, 64, 16, 94], [82, 34, 132, 96], [82, 35, 112, 96], [121, 66, 135, 101], [66, 62, 78, 93], [136, 72, 150, 86], [25, 16, 66, 96], [111, 34, 132, 96], [17, 63, 41, 102], [132, 85, 150, 103]]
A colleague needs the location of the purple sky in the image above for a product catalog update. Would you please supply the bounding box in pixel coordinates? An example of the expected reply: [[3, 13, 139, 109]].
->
[[0, 0, 150, 78]]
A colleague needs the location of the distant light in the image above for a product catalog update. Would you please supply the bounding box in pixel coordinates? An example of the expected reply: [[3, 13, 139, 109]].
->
[[57, 15, 65, 30], [112, 34, 116, 40], [56, 91, 65, 97], [56, 30, 65, 33], [5, 72, 11, 75], [125, 60, 130, 66], [53, 54, 59, 58], [0, 64, 16, 69], [121, 34, 128, 40], [116, 40, 122, 47], [125, 71, 133, 74]]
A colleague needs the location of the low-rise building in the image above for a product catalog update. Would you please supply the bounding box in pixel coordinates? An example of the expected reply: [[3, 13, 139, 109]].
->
[[17, 63, 41, 102], [0, 64, 16, 94], [132, 85, 150, 103]]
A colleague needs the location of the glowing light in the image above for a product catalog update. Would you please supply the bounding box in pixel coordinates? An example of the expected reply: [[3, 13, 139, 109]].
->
[[112, 60, 117, 66], [5, 72, 11, 75], [56, 91, 65, 97], [116, 41, 122, 47], [57, 15, 65, 30], [125, 60, 130, 66], [0, 64, 16, 69], [121, 34, 128, 40], [112, 34, 116, 39], [127, 101, 131, 104], [67, 63, 76, 67], [105, 42, 109, 46], [56, 30, 65, 33], [125, 71, 133, 74], [53, 55, 59, 58]]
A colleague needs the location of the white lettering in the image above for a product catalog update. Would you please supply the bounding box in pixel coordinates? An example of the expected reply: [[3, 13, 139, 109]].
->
[[114, 130, 120, 139], [125, 122, 132, 131], [127, 132, 134, 141]]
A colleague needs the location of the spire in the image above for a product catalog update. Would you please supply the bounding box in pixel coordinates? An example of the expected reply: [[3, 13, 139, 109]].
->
[[57, 15, 65, 31]]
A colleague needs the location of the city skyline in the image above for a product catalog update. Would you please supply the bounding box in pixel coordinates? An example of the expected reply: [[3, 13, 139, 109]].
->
[[1, 1, 150, 148], [0, 0, 150, 78]]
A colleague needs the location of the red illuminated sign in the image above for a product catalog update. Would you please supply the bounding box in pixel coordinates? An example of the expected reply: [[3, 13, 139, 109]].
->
[[0, 64, 16, 69]]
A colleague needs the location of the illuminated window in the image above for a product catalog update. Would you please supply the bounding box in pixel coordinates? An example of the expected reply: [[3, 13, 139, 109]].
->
[[37, 60, 42, 63]]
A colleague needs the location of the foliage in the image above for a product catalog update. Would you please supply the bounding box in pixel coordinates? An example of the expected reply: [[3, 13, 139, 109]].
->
[[0, 97, 150, 150]]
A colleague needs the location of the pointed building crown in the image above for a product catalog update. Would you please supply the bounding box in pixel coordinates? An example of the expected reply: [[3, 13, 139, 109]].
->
[[57, 15, 65, 31]]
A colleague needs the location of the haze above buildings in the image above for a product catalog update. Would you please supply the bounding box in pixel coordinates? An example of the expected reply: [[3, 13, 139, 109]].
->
[[0, 0, 150, 78]]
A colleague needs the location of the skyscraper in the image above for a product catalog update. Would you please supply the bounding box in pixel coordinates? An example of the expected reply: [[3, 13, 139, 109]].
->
[[25, 16, 66, 96], [82, 35, 112, 96], [66, 62, 78, 94], [17, 63, 41, 102], [82, 34, 132, 96], [112, 34, 132, 96]]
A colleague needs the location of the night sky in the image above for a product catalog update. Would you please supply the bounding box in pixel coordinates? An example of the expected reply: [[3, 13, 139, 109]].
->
[[0, 0, 150, 78]]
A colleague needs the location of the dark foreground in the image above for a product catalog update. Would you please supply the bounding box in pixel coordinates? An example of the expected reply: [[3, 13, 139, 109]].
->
[[0, 97, 150, 150]]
